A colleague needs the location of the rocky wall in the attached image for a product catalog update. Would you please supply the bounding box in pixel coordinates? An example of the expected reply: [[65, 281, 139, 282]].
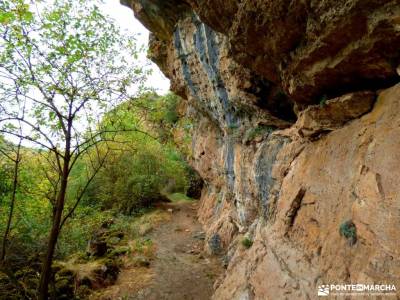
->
[[122, 0, 400, 298]]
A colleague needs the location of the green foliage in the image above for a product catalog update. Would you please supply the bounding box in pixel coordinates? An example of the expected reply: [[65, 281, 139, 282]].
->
[[57, 207, 115, 258], [241, 237, 253, 249], [0, 165, 11, 203], [319, 94, 328, 106], [0, 0, 147, 245], [0, 1, 193, 298], [0, 137, 13, 202], [88, 148, 185, 214], [127, 92, 188, 142], [0, 91, 191, 263], [133, 238, 153, 254], [77, 92, 191, 214], [163, 95, 180, 124], [339, 220, 357, 246], [227, 124, 239, 130], [0, 0, 146, 147], [0, 147, 53, 253]]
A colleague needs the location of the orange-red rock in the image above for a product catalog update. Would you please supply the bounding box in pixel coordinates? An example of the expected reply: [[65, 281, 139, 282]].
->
[[121, 0, 400, 298]]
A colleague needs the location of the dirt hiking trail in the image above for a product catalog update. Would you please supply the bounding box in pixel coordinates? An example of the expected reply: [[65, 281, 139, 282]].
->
[[94, 201, 223, 300]]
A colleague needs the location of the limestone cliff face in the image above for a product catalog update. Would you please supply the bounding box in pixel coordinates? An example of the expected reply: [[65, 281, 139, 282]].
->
[[122, 1, 400, 299]]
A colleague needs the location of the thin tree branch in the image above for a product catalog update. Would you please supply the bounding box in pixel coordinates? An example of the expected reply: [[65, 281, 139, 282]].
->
[[59, 149, 109, 230]]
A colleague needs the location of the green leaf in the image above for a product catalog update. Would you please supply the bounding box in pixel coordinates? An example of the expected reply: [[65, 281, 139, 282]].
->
[[0, 11, 15, 24]]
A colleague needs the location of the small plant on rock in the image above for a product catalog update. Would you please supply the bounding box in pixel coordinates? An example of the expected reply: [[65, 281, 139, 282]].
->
[[241, 237, 253, 249], [339, 220, 357, 246], [319, 95, 328, 106]]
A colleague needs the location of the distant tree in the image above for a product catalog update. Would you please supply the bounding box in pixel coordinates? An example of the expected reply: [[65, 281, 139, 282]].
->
[[0, 107, 28, 297], [0, 135, 12, 205], [0, 130, 22, 262], [0, 0, 148, 298]]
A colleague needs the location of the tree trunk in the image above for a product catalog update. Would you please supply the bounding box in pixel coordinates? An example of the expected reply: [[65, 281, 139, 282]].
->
[[1, 141, 21, 261], [38, 151, 70, 300]]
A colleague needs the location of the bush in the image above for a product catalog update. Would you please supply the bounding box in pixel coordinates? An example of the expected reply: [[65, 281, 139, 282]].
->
[[80, 92, 191, 214], [339, 220, 357, 246], [86, 144, 188, 214], [241, 237, 253, 249]]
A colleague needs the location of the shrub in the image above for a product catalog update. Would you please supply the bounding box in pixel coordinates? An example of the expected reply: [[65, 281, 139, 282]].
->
[[80, 93, 190, 214], [339, 220, 357, 246], [86, 145, 188, 214], [241, 237, 253, 249], [319, 95, 328, 106]]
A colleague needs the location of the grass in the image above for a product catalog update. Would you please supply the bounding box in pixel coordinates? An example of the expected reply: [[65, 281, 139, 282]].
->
[[131, 238, 154, 257], [104, 208, 170, 241], [166, 192, 195, 203], [59, 259, 102, 282]]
